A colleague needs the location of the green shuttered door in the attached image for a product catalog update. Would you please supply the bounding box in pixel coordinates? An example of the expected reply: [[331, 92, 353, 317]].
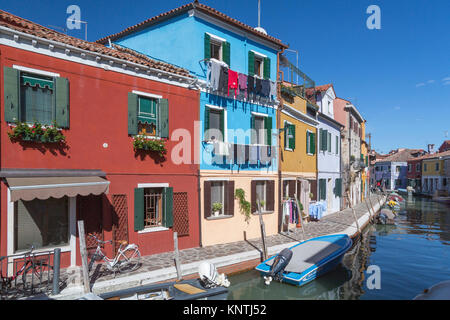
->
[[222, 41, 230, 66], [163, 187, 173, 228], [263, 57, 271, 80], [265, 117, 272, 146], [204, 33, 211, 60], [128, 92, 138, 135], [134, 188, 144, 231], [248, 51, 255, 76]]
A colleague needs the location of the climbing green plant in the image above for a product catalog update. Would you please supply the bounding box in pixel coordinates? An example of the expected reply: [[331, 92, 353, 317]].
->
[[235, 188, 251, 222]]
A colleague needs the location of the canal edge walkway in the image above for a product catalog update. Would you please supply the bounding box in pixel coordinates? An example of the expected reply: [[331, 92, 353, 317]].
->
[[51, 193, 386, 300]]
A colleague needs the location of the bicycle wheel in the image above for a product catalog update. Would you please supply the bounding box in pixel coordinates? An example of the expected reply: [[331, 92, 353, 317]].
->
[[117, 247, 141, 273]]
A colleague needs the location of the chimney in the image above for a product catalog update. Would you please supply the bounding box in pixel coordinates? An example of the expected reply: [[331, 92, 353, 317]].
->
[[428, 144, 435, 154]]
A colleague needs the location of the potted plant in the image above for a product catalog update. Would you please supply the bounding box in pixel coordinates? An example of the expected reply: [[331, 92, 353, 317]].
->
[[235, 188, 251, 222], [7, 120, 66, 143], [132, 136, 167, 157], [212, 202, 223, 217]]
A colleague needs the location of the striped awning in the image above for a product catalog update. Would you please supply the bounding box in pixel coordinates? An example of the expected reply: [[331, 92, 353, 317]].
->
[[21, 74, 54, 90], [6, 176, 110, 202]]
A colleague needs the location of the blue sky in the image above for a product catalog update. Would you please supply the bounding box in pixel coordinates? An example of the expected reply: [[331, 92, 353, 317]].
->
[[2, 0, 449, 154]]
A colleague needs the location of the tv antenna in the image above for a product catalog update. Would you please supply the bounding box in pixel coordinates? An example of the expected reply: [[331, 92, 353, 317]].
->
[[48, 25, 67, 34]]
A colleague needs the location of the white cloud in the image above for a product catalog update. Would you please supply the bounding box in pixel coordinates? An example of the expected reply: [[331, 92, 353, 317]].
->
[[442, 77, 450, 82], [427, 80, 435, 84], [444, 81, 450, 86], [415, 83, 426, 87], [394, 106, 401, 110]]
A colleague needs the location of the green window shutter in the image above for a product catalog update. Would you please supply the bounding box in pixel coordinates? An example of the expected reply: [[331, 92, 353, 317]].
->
[[134, 188, 144, 231], [128, 92, 138, 135], [288, 124, 295, 150], [328, 132, 331, 152], [248, 51, 255, 76], [204, 107, 210, 141], [219, 109, 225, 141], [319, 179, 326, 200], [162, 187, 173, 228], [306, 131, 309, 154], [265, 116, 272, 146], [204, 33, 211, 60], [158, 98, 169, 138], [336, 136, 339, 154], [3, 67, 20, 123], [323, 130, 329, 151], [311, 132, 316, 154], [263, 57, 271, 80], [55, 77, 70, 128], [222, 41, 230, 66], [319, 129, 323, 151], [251, 115, 256, 144]]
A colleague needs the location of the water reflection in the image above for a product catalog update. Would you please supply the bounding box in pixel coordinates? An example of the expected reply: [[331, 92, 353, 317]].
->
[[227, 197, 450, 300]]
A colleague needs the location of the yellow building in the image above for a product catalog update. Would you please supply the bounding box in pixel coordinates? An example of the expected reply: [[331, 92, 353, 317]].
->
[[278, 83, 318, 230], [422, 152, 447, 194], [360, 120, 369, 200]]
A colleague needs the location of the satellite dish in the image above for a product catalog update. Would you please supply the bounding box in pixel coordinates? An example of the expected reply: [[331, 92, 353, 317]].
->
[[254, 26, 267, 35]]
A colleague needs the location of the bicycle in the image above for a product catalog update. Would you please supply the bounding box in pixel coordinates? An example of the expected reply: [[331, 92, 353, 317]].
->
[[87, 235, 141, 276], [0, 246, 52, 293]]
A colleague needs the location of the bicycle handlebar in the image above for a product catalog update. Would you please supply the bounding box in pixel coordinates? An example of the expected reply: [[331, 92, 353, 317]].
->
[[88, 234, 112, 245]]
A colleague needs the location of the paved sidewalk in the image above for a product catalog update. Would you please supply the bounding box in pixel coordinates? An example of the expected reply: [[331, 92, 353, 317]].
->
[[51, 193, 386, 299]]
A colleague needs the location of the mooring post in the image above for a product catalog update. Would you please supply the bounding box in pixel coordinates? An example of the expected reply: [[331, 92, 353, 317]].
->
[[257, 200, 268, 261], [77, 220, 91, 293], [173, 232, 182, 281], [52, 248, 61, 296], [346, 192, 361, 235]]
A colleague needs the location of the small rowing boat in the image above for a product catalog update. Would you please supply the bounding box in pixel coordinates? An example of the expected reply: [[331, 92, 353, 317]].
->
[[255, 234, 352, 287]]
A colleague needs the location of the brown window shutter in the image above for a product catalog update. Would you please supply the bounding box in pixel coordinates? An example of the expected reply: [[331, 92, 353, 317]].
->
[[266, 180, 275, 211], [288, 180, 296, 198], [225, 180, 235, 216], [310, 179, 317, 201], [251, 180, 257, 213], [204, 181, 212, 218], [296, 180, 302, 199]]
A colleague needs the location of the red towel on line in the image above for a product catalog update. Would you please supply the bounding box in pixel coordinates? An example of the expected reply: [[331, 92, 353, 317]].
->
[[228, 69, 238, 96]]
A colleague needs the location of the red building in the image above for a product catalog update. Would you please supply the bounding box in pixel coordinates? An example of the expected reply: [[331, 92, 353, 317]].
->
[[0, 10, 200, 270], [406, 158, 422, 192]]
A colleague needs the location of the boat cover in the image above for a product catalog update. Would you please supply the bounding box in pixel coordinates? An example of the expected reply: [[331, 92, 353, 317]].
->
[[266, 240, 341, 273]]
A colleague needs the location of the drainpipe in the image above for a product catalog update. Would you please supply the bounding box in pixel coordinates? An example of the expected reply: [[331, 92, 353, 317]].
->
[[197, 168, 202, 247], [277, 47, 285, 233]]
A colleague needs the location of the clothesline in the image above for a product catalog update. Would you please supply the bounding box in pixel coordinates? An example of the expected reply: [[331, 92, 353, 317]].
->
[[206, 58, 277, 101]]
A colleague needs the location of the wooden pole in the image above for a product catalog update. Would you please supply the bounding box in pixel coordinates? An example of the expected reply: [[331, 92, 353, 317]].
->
[[368, 193, 376, 220], [364, 198, 373, 222], [257, 200, 268, 261], [346, 192, 361, 235], [173, 232, 182, 281], [77, 220, 91, 293]]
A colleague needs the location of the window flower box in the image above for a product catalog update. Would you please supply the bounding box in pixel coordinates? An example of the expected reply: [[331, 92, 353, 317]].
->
[[132, 136, 167, 157], [7, 121, 66, 143]]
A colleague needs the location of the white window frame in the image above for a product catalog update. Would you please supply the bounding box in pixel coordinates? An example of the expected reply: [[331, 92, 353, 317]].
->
[[205, 105, 227, 143], [136, 183, 170, 233], [209, 180, 227, 218]]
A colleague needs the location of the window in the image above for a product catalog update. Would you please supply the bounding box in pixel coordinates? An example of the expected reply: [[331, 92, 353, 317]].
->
[[306, 130, 316, 155], [138, 96, 158, 136], [210, 182, 225, 216], [424, 163, 428, 172], [204, 180, 234, 218], [251, 180, 274, 213], [205, 107, 224, 141], [255, 181, 267, 211], [210, 39, 222, 61], [128, 92, 169, 138], [248, 51, 271, 79], [284, 122, 295, 150], [4, 67, 70, 127], [204, 33, 230, 66], [435, 163, 439, 171], [14, 197, 69, 252], [254, 56, 264, 78], [251, 115, 272, 146], [134, 187, 173, 231]]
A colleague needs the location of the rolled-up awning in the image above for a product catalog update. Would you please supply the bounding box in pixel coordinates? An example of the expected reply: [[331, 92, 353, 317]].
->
[[6, 176, 110, 202]]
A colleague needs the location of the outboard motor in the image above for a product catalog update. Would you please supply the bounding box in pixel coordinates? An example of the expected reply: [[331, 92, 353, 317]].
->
[[264, 248, 293, 285], [198, 262, 230, 288]]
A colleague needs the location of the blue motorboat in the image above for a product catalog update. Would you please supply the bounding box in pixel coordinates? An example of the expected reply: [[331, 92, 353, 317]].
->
[[255, 234, 352, 287]]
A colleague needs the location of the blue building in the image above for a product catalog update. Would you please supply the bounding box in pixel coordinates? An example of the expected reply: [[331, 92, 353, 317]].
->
[[97, 1, 288, 246]]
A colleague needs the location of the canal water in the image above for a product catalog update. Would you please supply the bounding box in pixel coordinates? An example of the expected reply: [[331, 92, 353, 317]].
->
[[227, 196, 450, 300]]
